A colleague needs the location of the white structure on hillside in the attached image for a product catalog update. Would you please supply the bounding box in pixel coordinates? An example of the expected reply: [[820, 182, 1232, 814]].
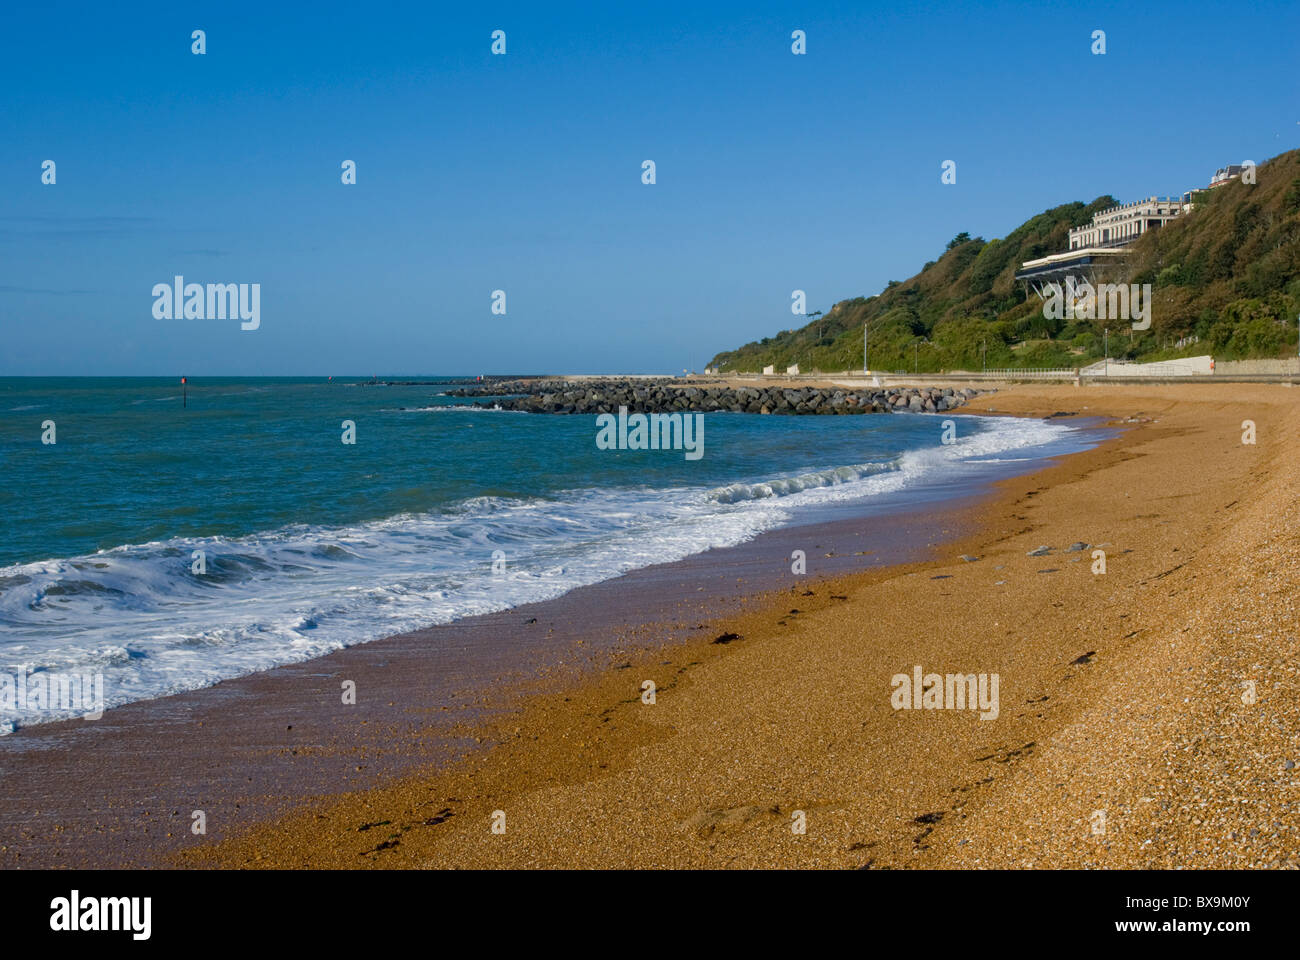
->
[[1080, 355, 1213, 377], [1021, 165, 1243, 288], [1068, 196, 1192, 250], [1208, 165, 1245, 188]]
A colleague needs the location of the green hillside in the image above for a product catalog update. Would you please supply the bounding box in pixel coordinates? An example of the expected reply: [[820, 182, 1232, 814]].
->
[[709, 149, 1300, 373]]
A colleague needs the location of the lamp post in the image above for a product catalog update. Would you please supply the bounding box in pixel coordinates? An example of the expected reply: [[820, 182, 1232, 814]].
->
[[863, 321, 868, 375]]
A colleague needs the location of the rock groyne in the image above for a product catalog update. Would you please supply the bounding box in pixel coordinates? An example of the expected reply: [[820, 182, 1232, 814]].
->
[[444, 379, 987, 415]]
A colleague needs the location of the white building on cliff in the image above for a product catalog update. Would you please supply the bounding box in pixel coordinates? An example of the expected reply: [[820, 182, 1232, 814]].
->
[[1067, 195, 1192, 250]]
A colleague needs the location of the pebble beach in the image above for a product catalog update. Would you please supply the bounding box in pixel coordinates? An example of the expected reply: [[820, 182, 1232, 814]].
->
[[176, 383, 1300, 869]]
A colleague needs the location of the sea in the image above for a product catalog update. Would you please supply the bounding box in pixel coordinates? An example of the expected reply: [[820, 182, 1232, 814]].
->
[[0, 376, 1101, 731]]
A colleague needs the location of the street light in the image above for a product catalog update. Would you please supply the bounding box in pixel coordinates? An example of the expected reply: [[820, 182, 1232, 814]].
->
[[863, 321, 868, 375]]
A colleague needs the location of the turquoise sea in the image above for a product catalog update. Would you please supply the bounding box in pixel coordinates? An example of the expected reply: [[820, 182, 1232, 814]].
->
[[0, 376, 1095, 729]]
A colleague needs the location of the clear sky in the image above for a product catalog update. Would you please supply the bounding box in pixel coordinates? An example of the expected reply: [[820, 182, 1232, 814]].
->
[[2, 0, 1297, 376]]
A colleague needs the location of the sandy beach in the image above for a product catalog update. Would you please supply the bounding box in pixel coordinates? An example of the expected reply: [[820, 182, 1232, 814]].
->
[[150, 383, 1296, 870]]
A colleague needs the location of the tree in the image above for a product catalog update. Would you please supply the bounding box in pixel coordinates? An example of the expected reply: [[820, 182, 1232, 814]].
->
[[947, 232, 972, 250], [808, 309, 824, 341]]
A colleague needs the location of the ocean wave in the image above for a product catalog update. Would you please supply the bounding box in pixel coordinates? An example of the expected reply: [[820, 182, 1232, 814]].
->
[[708, 460, 900, 502]]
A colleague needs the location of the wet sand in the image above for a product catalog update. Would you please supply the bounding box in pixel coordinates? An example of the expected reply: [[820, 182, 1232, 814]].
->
[[8, 383, 1298, 870]]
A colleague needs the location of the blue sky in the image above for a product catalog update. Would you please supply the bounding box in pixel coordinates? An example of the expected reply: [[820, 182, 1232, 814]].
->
[[2, 0, 1297, 375]]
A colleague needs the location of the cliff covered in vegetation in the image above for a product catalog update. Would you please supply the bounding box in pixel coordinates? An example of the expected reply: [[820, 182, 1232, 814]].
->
[[710, 149, 1300, 373]]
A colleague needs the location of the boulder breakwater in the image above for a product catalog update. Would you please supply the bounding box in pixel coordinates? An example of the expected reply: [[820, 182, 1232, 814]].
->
[[443, 379, 988, 415]]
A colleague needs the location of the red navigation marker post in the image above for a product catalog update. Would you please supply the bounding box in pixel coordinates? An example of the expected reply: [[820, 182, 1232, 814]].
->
[[181, 376, 187, 408]]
